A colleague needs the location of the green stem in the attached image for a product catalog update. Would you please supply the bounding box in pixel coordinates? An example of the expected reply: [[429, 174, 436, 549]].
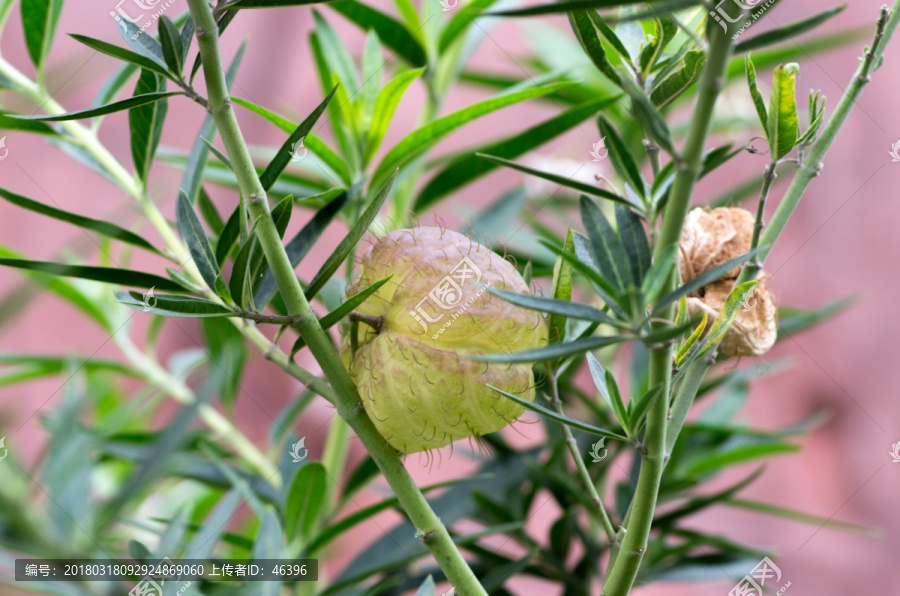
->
[[736, 3, 900, 285], [186, 2, 486, 592], [602, 21, 735, 596], [738, 160, 776, 281], [0, 56, 279, 482], [549, 372, 617, 543]]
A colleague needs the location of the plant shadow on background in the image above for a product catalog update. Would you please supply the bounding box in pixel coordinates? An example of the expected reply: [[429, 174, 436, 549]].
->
[[0, 0, 894, 594]]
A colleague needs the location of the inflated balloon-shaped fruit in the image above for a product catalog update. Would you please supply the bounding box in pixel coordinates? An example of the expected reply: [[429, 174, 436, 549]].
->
[[340, 227, 547, 454]]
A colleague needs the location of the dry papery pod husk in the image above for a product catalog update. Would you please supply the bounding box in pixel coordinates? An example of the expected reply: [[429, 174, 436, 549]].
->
[[679, 207, 755, 282], [686, 273, 778, 357], [340, 227, 548, 455]]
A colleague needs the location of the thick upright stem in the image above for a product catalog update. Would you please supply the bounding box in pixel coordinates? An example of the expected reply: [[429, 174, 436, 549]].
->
[[602, 20, 735, 596], [186, 1, 486, 592]]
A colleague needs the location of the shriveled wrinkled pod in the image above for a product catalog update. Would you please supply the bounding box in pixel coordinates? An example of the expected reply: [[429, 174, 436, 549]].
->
[[341, 227, 548, 454], [685, 273, 778, 357], [679, 207, 755, 281], [679, 207, 777, 357]]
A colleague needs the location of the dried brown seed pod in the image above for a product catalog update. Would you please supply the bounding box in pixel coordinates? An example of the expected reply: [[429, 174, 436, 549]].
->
[[341, 227, 547, 454], [679, 207, 755, 282], [686, 273, 777, 357]]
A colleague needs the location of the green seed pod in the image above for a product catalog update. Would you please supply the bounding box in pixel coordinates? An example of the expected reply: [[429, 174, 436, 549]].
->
[[341, 227, 547, 454]]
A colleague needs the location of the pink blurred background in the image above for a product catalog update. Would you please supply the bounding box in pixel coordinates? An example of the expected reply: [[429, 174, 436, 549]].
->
[[1, 0, 899, 594]]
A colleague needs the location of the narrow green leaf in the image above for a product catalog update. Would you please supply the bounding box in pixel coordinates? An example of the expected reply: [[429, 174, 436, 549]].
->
[[675, 310, 708, 365], [115, 12, 167, 70], [216, 205, 243, 265], [232, 96, 351, 184], [548, 228, 575, 344], [0, 187, 161, 254], [722, 497, 880, 537], [745, 54, 768, 133], [477, 154, 634, 207], [71, 34, 170, 79], [777, 296, 855, 339], [328, 0, 426, 67], [597, 117, 647, 197], [615, 203, 651, 286], [471, 334, 627, 363], [228, 235, 257, 311], [488, 385, 629, 441], [158, 16, 184, 77], [580, 195, 630, 291], [651, 50, 705, 109], [736, 6, 846, 53], [416, 95, 619, 209], [767, 63, 799, 160], [305, 174, 395, 300], [226, 0, 340, 7], [587, 353, 629, 435], [176, 189, 222, 291], [116, 291, 235, 318], [439, 0, 500, 52], [291, 276, 392, 357], [568, 9, 620, 83], [259, 85, 337, 192], [285, 462, 327, 541], [254, 190, 349, 309], [0, 258, 185, 291], [687, 442, 799, 476], [364, 67, 424, 165], [129, 69, 169, 184], [485, 286, 619, 326], [185, 490, 242, 559], [15, 92, 180, 121], [253, 509, 285, 596], [651, 249, 759, 316], [698, 280, 758, 356], [21, 0, 63, 73], [372, 83, 569, 189]]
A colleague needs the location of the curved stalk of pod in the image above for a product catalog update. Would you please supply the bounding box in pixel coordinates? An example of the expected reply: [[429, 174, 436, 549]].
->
[[185, 1, 488, 593]]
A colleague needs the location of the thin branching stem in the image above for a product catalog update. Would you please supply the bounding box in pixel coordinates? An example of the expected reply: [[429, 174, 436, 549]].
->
[[548, 370, 617, 543], [736, 2, 900, 286]]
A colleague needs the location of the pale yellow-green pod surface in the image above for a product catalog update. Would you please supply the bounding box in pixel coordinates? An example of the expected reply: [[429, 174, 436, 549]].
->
[[340, 227, 548, 454]]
